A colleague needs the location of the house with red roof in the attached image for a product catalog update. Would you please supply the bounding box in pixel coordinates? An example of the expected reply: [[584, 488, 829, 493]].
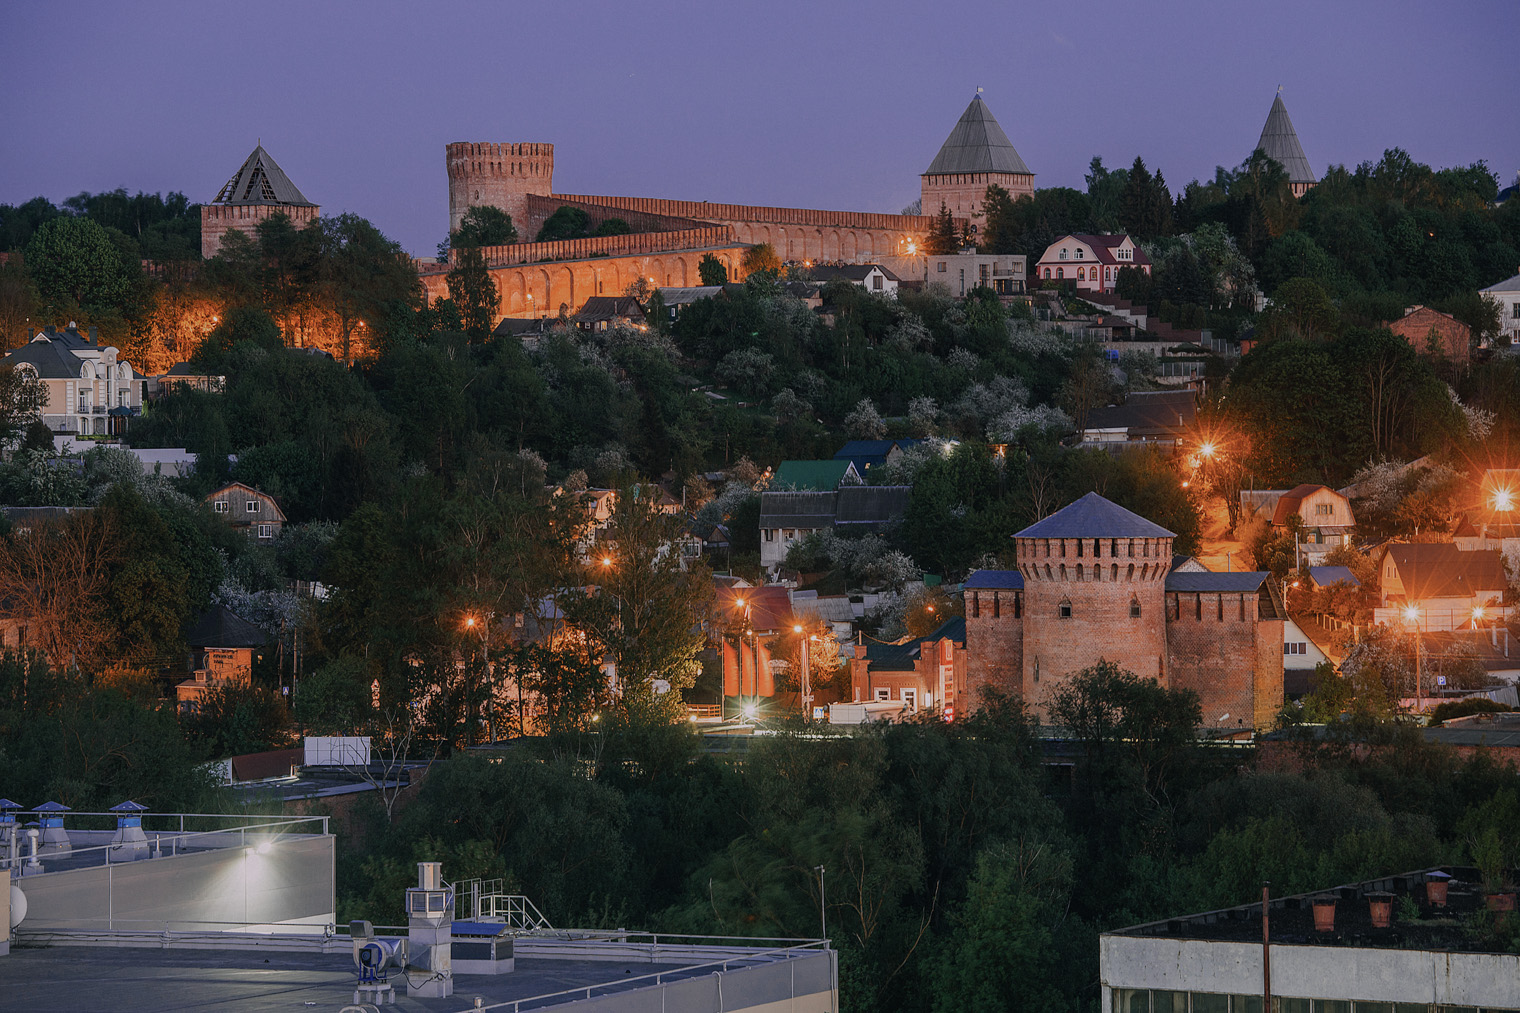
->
[[1034, 234, 1151, 295]]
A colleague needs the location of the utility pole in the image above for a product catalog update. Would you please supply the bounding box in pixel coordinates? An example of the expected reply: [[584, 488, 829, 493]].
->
[[815, 865, 827, 941], [1262, 881, 1272, 1013]]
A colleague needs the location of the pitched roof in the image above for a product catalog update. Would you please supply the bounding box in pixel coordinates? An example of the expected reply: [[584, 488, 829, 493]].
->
[[211, 145, 315, 207], [1309, 565, 1360, 588], [833, 439, 922, 472], [3, 336, 84, 379], [834, 485, 911, 526], [863, 616, 967, 671], [1388, 544, 1507, 599], [810, 264, 900, 284], [1480, 273, 1520, 295], [1165, 570, 1271, 593], [923, 95, 1033, 177], [771, 460, 857, 491], [657, 286, 724, 306], [1016, 492, 1174, 539], [1254, 93, 1316, 185], [964, 569, 1024, 590], [185, 604, 269, 649], [1084, 390, 1195, 437], [759, 491, 838, 529], [1270, 484, 1348, 526], [573, 296, 646, 324]]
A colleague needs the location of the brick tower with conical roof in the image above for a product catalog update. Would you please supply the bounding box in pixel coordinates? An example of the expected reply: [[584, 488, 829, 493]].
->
[[920, 94, 1034, 235], [200, 144, 319, 258]]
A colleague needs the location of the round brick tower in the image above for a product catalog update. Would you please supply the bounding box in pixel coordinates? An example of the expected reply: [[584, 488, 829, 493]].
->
[[1014, 492, 1174, 711], [446, 142, 554, 237]]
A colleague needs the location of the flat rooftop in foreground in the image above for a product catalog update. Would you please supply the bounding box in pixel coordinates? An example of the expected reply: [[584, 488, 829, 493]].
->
[[6, 934, 835, 1013], [8, 947, 713, 1012]]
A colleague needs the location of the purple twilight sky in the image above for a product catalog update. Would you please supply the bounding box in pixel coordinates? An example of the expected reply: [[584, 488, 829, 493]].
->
[[4, 0, 1517, 257]]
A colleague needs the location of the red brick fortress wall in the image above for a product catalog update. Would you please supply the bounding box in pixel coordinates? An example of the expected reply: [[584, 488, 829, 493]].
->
[[553, 193, 949, 263], [200, 203, 318, 259], [417, 232, 749, 318], [1164, 591, 1281, 732], [964, 589, 1024, 710]]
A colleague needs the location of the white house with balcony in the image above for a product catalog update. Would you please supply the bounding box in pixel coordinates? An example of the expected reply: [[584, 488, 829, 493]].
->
[[1481, 272, 1520, 344], [1034, 234, 1150, 294], [1, 324, 144, 437]]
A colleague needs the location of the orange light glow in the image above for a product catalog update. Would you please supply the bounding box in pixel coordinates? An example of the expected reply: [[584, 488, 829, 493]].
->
[[1494, 489, 1515, 512], [1403, 604, 1422, 623], [1473, 606, 1487, 622]]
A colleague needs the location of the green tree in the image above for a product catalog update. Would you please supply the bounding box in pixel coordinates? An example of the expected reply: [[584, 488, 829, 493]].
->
[[452, 205, 517, 248], [698, 253, 728, 286], [926, 201, 959, 255], [562, 486, 714, 725], [0, 363, 46, 445], [741, 242, 782, 277], [446, 245, 500, 343], [0, 256, 38, 350], [534, 206, 592, 243], [24, 215, 132, 313], [981, 184, 1024, 254]]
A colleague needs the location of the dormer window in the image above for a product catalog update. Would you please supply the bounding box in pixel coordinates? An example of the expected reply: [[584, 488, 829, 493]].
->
[[246, 500, 260, 513], [1075, 248, 1083, 259], [1060, 249, 1068, 260]]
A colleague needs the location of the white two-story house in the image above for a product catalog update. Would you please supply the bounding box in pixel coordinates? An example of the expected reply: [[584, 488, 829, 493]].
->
[[1034, 234, 1150, 295], [2, 324, 144, 436]]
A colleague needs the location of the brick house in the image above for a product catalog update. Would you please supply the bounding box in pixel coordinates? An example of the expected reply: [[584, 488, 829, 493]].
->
[[1387, 305, 1471, 367], [848, 617, 967, 717], [962, 493, 1285, 731], [1034, 234, 1151, 294], [175, 605, 268, 711], [2, 324, 144, 436], [205, 482, 287, 541]]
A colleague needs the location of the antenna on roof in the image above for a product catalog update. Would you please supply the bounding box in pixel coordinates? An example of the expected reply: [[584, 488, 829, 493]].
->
[[1276, 84, 1282, 94]]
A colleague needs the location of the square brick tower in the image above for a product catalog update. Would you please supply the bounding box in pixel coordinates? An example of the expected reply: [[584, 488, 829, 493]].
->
[[921, 94, 1034, 235], [200, 144, 318, 259]]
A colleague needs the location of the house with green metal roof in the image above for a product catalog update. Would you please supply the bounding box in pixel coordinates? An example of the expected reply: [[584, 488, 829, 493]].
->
[[770, 460, 861, 492]]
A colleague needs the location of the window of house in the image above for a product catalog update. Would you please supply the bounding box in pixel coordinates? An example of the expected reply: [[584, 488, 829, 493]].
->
[[1075, 248, 1083, 259], [1057, 268, 1064, 279], [784, 529, 795, 540], [872, 275, 883, 290], [875, 688, 890, 701], [258, 524, 273, 539], [1059, 249, 1068, 260], [1512, 302, 1520, 318], [213, 500, 229, 513], [1315, 503, 1334, 516], [1130, 599, 1141, 618], [764, 529, 775, 541], [1284, 641, 1307, 655], [937, 262, 946, 273], [1058, 600, 1072, 619], [246, 500, 260, 513]]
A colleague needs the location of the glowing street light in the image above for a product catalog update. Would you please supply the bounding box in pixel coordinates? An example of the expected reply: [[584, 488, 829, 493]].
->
[[601, 556, 613, 568], [1493, 489, 1515, 512], [1402, 604, 1422, 624], [1199, 441, 1217, 459], [742, 702, 758, 720]]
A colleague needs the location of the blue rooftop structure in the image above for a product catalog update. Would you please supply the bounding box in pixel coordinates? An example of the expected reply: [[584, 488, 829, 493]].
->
[[1015, 492, 1175, 539], [964, 569, 1024, 590], [1309, 565, 1360, 588], [833, 439, 923, 473], [1164, 571, 1271, 594]]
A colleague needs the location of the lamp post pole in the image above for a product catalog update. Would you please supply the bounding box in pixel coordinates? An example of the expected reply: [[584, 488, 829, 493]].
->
[[794, 624, 812, 721]]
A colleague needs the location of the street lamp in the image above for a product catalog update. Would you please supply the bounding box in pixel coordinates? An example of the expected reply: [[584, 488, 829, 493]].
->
[[1403, 604, 1424, 714], [793, 624, 812, 721]]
